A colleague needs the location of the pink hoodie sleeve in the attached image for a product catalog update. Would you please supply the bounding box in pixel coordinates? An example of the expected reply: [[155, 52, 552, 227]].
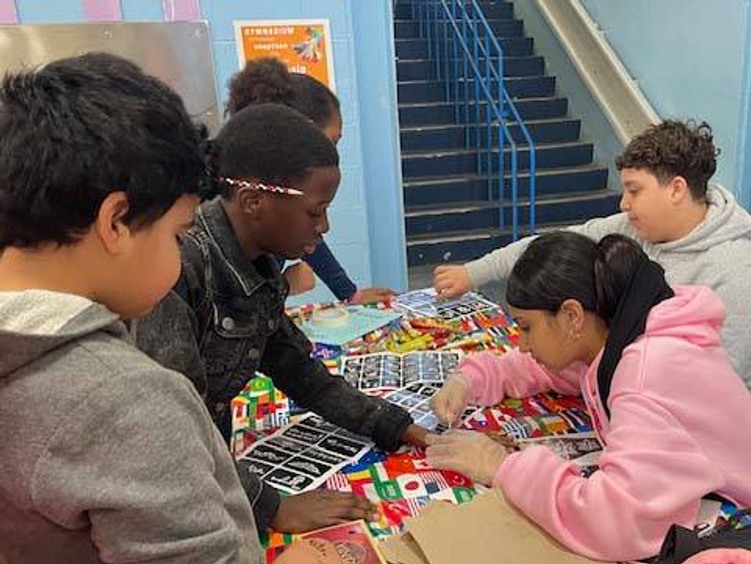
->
[[493, 387, 725, 562], [459, 348, 584, 406]]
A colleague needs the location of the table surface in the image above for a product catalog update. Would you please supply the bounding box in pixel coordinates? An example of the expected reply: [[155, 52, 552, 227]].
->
[[229, 292, 596, 559]]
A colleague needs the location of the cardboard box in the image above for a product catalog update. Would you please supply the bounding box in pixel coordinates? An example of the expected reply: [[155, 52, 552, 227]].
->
[[380, 490, 607, 564]]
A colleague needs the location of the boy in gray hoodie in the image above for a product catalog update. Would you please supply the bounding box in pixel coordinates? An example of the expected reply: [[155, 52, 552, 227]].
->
[[0, 53, 262, 564], [434, 120, 751, 386]]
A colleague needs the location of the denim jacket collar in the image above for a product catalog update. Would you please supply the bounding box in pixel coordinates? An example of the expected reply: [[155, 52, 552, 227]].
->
[[194, 197, 287, 299]]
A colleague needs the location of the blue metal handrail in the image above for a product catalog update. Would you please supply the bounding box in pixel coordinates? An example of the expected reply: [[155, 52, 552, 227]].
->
[[410, 0, 536, 239]]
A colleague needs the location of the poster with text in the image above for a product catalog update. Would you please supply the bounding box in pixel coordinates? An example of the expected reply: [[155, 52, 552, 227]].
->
[[234, 19, 336, 92]]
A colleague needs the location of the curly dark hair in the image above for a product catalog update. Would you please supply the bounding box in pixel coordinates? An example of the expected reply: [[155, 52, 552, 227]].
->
[[226, 57, 340, 129], [615, 119, 719, 201]]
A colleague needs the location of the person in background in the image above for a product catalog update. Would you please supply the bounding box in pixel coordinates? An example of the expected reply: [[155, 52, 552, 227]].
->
[[0, 52, 262, 564], [136, 103, 429, 536], [434, 120, 751, 385], [427, 231, 751, 562], [227, 57, 394, 304]]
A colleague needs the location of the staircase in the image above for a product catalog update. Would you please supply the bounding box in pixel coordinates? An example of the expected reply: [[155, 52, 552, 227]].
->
[[394, 0, 619, 278]]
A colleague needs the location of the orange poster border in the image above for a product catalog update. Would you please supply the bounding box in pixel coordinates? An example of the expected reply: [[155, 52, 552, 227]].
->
[[233, 18, 336, 93]]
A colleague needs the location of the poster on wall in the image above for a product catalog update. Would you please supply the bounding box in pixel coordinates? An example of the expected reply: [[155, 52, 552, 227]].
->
[[233, 19, 336, 92]]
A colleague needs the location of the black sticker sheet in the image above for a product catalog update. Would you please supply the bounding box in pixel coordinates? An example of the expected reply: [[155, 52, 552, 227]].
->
[[236, 413, 373, 494], [342, 351, 461, 395]]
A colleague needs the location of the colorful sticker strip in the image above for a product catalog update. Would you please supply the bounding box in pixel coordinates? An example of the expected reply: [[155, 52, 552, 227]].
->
[[461, 392, 593, 439], [230, 375, 291, 457]]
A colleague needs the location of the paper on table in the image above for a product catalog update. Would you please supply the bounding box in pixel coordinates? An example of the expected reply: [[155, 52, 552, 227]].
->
[[300, 305, 401, 346], [401, 490, 605, 564]]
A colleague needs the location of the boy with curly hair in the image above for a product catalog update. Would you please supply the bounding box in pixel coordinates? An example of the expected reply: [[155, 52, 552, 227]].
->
[[434, 120, 751, 385]]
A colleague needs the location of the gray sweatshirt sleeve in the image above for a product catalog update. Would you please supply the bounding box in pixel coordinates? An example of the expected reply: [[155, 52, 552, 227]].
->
[[30, 364, 263, 564], [709, 261, 751, 385], [465, 213, 634, 288]]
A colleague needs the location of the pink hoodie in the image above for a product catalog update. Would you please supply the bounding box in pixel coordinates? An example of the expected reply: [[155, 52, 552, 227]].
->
[[684, 549, 751, 564], [459, 286, 751, 562]]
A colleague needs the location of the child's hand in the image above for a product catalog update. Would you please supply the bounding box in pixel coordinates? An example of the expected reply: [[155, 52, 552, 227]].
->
[[433, 265, 472, 299], [351, 287, 395, 304], [271, 490, 379, 533], [284, 263, 316, 295], [430, 371, 471, 426], [401, 423, 429, 448], [425, 430, 506, 485]]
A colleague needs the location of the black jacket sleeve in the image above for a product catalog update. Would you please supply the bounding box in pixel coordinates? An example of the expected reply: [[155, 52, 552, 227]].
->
[[260, 314, 413, 452]]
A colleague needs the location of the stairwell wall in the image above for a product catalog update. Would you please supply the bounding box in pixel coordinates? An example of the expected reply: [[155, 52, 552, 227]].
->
[[2, 0, 408, 302], [513, 0, 625, 193], [580, 0, 751, 208]]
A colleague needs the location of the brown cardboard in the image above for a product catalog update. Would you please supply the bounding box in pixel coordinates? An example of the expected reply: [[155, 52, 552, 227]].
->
[[403, 490, 606, 564], [378, 534, 430, 564]]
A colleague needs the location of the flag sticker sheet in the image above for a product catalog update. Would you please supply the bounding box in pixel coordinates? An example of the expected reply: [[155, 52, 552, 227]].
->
[[236, 414, 372, 494], [341, 351, 461, 395], [461, 392, 593, 439], [325, 447, 477, 539], [392, 288, 498, 321]]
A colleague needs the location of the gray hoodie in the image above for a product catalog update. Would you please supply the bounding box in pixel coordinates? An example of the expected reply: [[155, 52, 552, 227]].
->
[[466, 185, 751, 385], [0, 290, 263, 564]]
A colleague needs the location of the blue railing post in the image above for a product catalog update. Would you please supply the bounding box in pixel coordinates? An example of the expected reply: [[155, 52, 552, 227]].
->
[[425, 0, 536, 241], [471, 4, 481, 156]]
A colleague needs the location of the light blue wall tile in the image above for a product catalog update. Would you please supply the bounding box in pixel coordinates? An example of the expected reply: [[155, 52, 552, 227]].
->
[[581, 0, 749, 197], [350, 0, 407, 290], [121, 0, 163, 21], [202, 0, 305, 41], [17, 0, 83, 23]]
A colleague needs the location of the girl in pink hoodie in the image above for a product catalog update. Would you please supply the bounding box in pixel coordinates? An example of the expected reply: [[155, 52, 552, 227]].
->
[[426, 232, 751, 562]]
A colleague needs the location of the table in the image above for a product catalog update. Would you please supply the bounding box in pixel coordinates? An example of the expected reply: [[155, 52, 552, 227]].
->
[[228, 292, 596, 560]]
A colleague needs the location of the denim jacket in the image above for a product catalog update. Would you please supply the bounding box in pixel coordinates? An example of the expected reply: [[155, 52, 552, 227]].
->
[[136, 198, 413, 531]]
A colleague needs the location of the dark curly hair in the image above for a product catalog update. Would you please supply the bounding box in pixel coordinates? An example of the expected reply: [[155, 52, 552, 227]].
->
[[615, 119, 719, 201], [226, 57, 340, 129]]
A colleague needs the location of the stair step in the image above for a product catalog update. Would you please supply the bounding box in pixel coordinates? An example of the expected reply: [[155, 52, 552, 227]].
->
[[402, 164, 608, 206], [397, 56, 544, 81], [398, 96, 568, 126], [398, 81, 446, 103], [404, 191, 619, 236], [394, 1, 515, 20], [401, 141, 593, 177], [395, 36, 533, 59], [400, 117, 580, 150], [406, 227, 521, 265], [394, 18, 524, 39], [405, 193, 619, 265], [397, 76, 555, 103]]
